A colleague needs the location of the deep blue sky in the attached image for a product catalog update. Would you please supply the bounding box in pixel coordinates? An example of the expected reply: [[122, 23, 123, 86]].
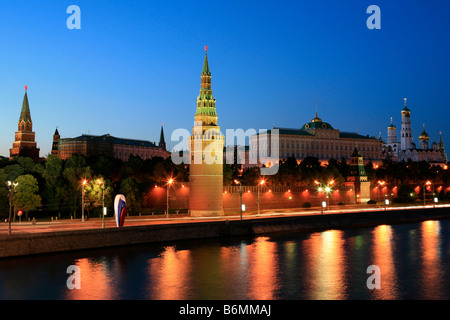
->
[[0, 0, 449, 157]]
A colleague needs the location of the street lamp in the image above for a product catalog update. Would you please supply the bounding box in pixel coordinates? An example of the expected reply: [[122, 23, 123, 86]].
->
[[257, 179, 265, 215], [97, 179, 105, 229], [424, 181, 432, 206], [235, 179, 243, 220], [316, 179, 333, 213], [167, 178, 174, 218], [318, 187, 324, 214], [378, 180, 386, 207], [6, 181, 18, 236], [81, 179, 87, 222], [325, 186, 331, 210]]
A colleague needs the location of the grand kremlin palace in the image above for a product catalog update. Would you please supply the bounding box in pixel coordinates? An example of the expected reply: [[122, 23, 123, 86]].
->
[[249, 112, 382, 166]]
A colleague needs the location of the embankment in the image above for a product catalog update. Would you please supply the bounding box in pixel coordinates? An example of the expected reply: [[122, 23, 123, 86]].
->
[[1, 206, 449, 258]]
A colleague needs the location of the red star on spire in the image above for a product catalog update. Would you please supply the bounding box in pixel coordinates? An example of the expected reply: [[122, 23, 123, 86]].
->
[[24, 85, 28, 90]]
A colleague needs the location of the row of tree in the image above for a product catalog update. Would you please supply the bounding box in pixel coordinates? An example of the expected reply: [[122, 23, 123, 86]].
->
[[238, 157, 450, 186], [1, 155, 448, 219]]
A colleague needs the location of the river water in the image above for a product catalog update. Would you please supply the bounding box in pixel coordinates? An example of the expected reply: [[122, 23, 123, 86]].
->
[[1, 219, 450, 300]]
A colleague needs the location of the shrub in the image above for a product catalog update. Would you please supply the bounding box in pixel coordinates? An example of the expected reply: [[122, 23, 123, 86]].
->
[[302, 202, 311, 208], [338, 202, 345, 206], [367, 199, 377, 205]]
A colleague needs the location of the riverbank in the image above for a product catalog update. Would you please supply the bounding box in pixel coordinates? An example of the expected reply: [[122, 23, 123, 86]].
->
[[1, 206, 449, 258]]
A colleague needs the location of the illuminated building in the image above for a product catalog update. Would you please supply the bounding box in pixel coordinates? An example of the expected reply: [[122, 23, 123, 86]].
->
[[56, 127, 169, 161], [345, 147, 371, 203], [10, 86, 41, 161], [382, 99, 447, 164], [188, 46, 224, 216], [250, 112, 382, 166]]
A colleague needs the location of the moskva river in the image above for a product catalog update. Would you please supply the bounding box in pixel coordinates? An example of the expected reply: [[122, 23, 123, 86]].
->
[[1, 219, 450, 299]]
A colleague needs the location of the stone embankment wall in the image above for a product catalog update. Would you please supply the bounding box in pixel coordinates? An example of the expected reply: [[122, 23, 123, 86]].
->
[[1, 207, 449, 258]]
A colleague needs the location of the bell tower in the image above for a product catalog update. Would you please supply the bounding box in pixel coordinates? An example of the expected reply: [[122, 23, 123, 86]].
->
[[188, 46, 224, 217], [401, 98, 413, 150]]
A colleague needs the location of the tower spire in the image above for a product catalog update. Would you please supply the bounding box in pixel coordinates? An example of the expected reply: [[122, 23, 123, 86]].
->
[[20, 86, 32, 124], [10, 86, 40, 160], [196, 45, 217, 121], [202, 45, 210, 76], [159, 123, 166, 150]]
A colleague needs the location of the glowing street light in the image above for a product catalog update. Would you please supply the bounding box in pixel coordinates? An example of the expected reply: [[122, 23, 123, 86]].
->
[[167, 178, 174, 218], [424, 180, 432, 206], [377, 180, 386, 206], [257, 179, 266, 215], [6, 181, 18, 236], [316, 178, 333, 213]]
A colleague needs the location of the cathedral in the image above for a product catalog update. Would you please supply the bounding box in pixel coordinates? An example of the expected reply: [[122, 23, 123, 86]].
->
[[381, 99, 447, 164]]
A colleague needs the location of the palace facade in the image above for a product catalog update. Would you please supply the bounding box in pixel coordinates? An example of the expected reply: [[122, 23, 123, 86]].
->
[[55, 125, 170, 161], [249, 112, 382, 167]]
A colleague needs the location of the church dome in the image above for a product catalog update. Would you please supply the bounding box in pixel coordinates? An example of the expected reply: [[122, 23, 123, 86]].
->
[[409, 142, 416, 149], [419, 128, 429, 140], [301, 113, 334, 130], [401, 98, 411, 115]]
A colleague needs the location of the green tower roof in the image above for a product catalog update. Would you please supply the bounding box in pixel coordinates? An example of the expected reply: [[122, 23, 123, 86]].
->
[[19, 89, 32, 123], [202, 47, 210, 75], [300, 113, 334, 130]]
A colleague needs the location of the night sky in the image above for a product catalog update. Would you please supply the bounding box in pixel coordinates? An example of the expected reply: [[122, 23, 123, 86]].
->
[[0, 0, 449, 157]]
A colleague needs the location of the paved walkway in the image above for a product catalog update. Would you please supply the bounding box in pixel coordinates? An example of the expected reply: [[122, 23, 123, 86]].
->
[[1, 204, 448, 236]]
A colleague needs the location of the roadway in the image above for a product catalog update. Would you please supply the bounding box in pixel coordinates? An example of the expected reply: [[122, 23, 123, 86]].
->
[[1, 203, 449, 236]]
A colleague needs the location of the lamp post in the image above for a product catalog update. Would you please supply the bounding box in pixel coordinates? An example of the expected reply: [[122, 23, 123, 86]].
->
[[97, 179, 105, 229], [235, 180, 243, 220], [424, 181, 432, 206], [257, 179, 265, 215], [318, 187, 324, 214], [167, 178, 173, 218], [6, 181, 18, 236], [81, 179, 87, 222], [325, 186, 331, 210], [377, 180, 385, 208], [315, 179, 333, 213]]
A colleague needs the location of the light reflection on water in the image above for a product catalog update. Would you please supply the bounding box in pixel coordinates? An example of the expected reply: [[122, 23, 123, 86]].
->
[[1, 219, 450, 300]]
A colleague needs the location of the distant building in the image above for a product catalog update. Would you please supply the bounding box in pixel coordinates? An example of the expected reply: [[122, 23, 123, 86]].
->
[[224, 145, 251, 170], [382, 99, 447, 164], [56, 126, 170, 161], [10, 86, 41, 161], [250, 112, 382, 167]]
